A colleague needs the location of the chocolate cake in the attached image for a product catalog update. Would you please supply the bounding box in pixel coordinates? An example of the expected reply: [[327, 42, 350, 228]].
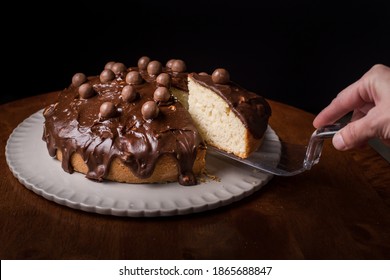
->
[[42, 56, 271, 186]]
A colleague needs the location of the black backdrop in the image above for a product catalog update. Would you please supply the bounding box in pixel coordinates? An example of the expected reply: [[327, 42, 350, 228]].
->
[[3, 0, 390, 114]]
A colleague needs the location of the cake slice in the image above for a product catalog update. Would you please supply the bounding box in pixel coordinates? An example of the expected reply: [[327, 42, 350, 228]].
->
[[187, 69, 271, 158]]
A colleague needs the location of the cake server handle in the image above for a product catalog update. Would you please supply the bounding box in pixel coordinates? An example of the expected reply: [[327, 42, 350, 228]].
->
[[303, 122, 346, 170]]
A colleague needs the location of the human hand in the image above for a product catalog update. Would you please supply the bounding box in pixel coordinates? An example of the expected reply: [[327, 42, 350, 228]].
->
[[313, 64, 390, 150]]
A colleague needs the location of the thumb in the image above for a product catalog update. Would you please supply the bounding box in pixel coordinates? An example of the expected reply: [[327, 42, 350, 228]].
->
[[332, 117, 375, 150]]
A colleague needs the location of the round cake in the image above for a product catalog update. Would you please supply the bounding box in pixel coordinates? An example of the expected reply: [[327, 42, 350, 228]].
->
[[42, 56, 271, 186]]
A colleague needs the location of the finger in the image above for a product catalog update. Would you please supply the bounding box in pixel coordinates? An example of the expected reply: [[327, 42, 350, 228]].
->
[[332, 114, 376, 150], [350, 110, 365, 122], [314, 64, 390, 129], [313, 80, 364, 128], [313, 64, 390, 128], [358, 102, 375, 115]]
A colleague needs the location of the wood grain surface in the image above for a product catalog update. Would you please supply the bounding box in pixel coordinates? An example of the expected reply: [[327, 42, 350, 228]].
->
[[1, 92, 389, 259]]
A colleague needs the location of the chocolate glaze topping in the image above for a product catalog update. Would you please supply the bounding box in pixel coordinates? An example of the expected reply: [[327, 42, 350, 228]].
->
[[42, 59, 204, 186], [189, 71, 271, 139]]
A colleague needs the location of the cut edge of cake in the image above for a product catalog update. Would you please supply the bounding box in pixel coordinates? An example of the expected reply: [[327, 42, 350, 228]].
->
[[187, 71, 270, 159]]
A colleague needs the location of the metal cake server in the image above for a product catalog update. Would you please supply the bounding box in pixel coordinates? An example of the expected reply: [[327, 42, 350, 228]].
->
[[207, 123, 345, 176]]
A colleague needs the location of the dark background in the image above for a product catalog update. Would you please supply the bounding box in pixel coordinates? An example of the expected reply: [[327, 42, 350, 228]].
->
[[3, 0, 390, 114]]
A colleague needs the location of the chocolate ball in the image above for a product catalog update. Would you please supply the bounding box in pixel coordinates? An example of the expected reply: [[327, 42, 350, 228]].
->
[[238, 95, 247, 104], [99, 102, 117, 118], [171, 59, 186, 73], [78, 83, 95, 99], [125, 71, 143, 85], [153, 87, 171, 102], [72, 73, 87, 87], [141, 101, 159, 120], [147, 60, 162, 76], [211, 68, 230, 84], [121, 85, 138, 102], [166, 59, 175, 68], [198, 72, 208, 76], [104, 61, 116, 70], [99, 69, 115, 83], [156, 73, 171, 87], [138, 56, 150, 70], [111, 62, 127, 74]]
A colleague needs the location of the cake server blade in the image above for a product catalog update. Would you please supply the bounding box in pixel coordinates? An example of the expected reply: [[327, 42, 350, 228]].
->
[[207, 123, 345, 176]]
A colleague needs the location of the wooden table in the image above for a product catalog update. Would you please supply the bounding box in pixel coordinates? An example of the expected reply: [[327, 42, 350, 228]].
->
[[1, 92, 390, 260]]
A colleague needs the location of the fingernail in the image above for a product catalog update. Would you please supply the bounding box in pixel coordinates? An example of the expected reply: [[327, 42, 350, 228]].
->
[[333, 133, 346, 150]]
